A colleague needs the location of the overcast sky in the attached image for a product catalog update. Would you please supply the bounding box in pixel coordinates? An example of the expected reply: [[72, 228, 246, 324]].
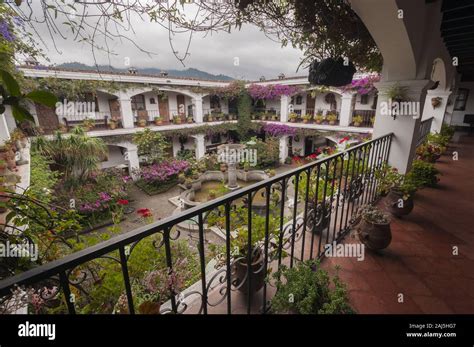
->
[[24, 2, 308, 80]]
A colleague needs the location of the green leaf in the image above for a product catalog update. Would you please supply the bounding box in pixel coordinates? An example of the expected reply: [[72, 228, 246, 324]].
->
[[25, 90, 58, 108], [0, 69, 21, 97], [11, 104, 34, 122]]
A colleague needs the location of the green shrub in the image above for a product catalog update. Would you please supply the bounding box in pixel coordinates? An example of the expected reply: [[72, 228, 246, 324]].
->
[[271, 260, 354, 314], [440, 124, 455, 140], [406, 160, 440, 188]]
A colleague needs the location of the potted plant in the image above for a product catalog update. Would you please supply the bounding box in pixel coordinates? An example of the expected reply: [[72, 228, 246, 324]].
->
[[352, 115, 363, 127], [370, 116, 375, 126], [266, 169, 276, 177], [187, 116, 194, 124], [260, 113, 267, 121], [272, 114, 278, 121], [302, 114, 311, 123], [82, 118, 95, 131], [431, 96, 442, 108], [173, 115, 182, 124], [385, 83, 409, 103], [108, 119, 118, 130], [327, 114, 338, 125], [154, 116, 163, 126], [271, 260, 354, 314], [416, 142, 443, 163], [314, 115, 325, 124], [207, 114, 213, 122], [355, 205, 391, 250], [289, 113, 298, 122], [138, 118, 147, 127]]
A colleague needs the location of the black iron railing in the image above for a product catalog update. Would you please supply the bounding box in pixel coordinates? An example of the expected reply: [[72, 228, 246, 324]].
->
[[417, 117, 433, 147], [0, 134, 393, 314], [352, 110, 375, 127]]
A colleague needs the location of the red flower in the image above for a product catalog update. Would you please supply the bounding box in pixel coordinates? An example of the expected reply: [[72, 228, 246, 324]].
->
[[137, 208, 153, 218], [117, 199, 129, 205], [339, 136, 350, 144]]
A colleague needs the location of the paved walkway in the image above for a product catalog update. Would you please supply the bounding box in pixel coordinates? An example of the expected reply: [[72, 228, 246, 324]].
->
[[324, 131, 474, 313]]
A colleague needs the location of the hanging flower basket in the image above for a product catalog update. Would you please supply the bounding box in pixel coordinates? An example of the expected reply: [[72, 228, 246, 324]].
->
[[431, 97, 442, 109], [308, 57, 356, 87]]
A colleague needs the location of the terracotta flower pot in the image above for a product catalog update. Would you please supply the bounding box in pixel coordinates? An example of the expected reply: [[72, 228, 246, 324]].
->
[[385, 190, 414, 217], [357, 219, 392, 250], [154, 119, 163, 126]]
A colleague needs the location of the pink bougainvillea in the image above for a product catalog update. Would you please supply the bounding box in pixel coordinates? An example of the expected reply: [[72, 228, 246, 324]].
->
[[341, 74, 380, 95], [248, 84, 301, 100], [139, 160, 190, 183]]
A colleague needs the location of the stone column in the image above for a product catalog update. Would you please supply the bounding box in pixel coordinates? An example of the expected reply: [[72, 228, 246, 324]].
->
[[421, 89, 452, 133], [119, 97, 135, 129], [279, 135, 289, 164], [373, 79, 430, 174], [0, 112, 11, 144], [194, 134, 206, 160], [126, 146, 140, 180], [280, 95, 289, 122], [339, 92, 355, 127], [193, 96, 204, 123]]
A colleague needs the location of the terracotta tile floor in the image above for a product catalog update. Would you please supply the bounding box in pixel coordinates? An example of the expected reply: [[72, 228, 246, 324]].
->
[[323, 131, 474, 314]]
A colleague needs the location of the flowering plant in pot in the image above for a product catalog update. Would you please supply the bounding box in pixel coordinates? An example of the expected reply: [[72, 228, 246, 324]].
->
[[416, 142, 443, 163], [302, 114, 312, 123], [82, 118, 95, 131], [154, 116, 163, 125], [314, 114, 325, 124], [137, 118, 147, 127], [354, 205, 391, 250], [289, 112, 298, 122], [352, 115, 363, 127], [108, 119, 118, 130], [376, 164, 417, 217], [187, 116, 194, 124], [327, 114, 338, 125]]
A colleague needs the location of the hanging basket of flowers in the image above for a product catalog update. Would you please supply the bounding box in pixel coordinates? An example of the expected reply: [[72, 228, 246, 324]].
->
[[308, 57, 356, 87]]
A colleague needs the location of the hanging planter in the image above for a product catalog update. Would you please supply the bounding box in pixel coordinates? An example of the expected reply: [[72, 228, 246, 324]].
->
[[308, 57, 356, 87], [431, 97, 442, 109]]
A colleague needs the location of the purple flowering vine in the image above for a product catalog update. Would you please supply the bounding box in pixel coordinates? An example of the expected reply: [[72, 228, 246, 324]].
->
[[263, 123, 296, 137], [0, 21, 15, 42], [248, 84, 301, 100], [139, 160, 190, 184]]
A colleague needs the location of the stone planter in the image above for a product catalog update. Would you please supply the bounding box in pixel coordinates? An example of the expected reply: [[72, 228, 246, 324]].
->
[[356, 218, 392, 250], [384, 190, 414, 217], [232, 249, 265, 295]]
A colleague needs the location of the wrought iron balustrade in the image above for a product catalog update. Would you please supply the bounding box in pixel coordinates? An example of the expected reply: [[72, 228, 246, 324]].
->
[[417, 117, 434, 147], [0, 134, 393, 314]]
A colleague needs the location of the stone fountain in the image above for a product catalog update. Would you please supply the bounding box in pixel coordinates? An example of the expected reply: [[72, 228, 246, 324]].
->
[[217, 143, 246, 190]]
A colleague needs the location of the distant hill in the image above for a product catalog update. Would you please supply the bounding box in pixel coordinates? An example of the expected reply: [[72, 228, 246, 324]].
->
[[54, 62, 234, 81]]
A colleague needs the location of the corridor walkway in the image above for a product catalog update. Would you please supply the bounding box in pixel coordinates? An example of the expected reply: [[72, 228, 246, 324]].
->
[[324, 131, 474, 313]]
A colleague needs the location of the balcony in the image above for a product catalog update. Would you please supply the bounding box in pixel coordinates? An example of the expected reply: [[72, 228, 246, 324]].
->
[[0, 134, 393, 314]]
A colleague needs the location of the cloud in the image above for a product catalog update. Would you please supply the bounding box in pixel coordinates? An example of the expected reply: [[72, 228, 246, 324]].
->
[[23, 2, 307, 79]]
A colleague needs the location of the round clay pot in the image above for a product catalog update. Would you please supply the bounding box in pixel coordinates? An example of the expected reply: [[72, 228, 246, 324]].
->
[[232, 250, 265, 295], [357, 219, 392, 250], [385, 190, 414, 217]]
